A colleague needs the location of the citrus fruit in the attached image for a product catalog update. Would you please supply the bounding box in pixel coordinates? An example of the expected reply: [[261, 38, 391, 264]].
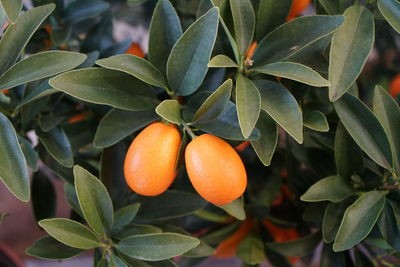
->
[[287, 0, 311, 20], [389, 74, 400, 97], [125, 42, 145, 58]]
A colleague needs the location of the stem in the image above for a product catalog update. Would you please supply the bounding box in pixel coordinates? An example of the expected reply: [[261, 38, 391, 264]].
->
[[182, 121, 196, 140]]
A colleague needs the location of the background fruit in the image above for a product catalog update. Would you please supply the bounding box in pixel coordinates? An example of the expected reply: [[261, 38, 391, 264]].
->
[[124, 122, 181, 196], [287, 0, 311, 20], [389, 74, 400, 97], [185, 134, 247, 205], [125, 42, 145, 58]]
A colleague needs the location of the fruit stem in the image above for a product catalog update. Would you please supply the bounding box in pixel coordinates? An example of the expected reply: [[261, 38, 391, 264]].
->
[[182, 121, 197, 140]]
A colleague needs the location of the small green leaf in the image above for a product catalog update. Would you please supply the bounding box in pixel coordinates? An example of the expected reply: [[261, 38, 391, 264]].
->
[[113, 203, 141, 231], [0, 51, 87, 90], [0, 0, 22, 23], [255, 80, 303, 143], [236, 75, 261, 138], [251, 110, 278, 166], [0, 212, 7, 224], [0, 113, 29, 201], [167, 8, 219, 95], [94, 109, 159, 148], [323, 200, 353, 243], [333, 191, 386, 251], [0, 4, 55, 76], [110, 253, 128, 267], [74, 165, 114, 236], [329, 6, 374, 101], [229, 0, 255, 56], [155, 100, 181, 124], [301, 176, 354, 203], [116, 233, 199, 261], [26, 236, 84, 260], [39, 218, 101, 249], [64, 183, 83, 217], [63, 0, 109, 24], [113, 224, 162, 241], [208, 55, 238, 68], [148, 0, 183, 76], [193, 79, 232, 123], [36, 127, 74, 168], [19, 136, 38, 171], [266, 231, 322, 257], [373, 85, 400, 176], [96, 55, 167, 88], [378, 0, 400, 33], [237, 233, 266, 265], [49, 68, 156, 111], [218, 196, 246, 220], [334, 93, 393, 169], [303, 110, 329, 132], [251, 62, 330, 87], [378, 201, 400, 250]]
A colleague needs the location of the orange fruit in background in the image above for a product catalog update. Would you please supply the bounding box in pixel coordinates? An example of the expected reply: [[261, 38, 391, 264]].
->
[[245, 42, 258, 59], [125, 42, 145, 58], [1, 89, 10, 94], [389, 74, 400, 97], [235, 141, 250, 152], [67, 112, 89, 123], [287, 0, 311, 21], [124, 122, 181, 196], [185, 134, 247, 205], [214, 219, 253, 258]]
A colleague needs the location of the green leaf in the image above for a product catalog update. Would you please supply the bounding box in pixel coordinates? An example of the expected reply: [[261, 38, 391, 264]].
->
[[0, 212, 7, 224], [328, 6, 374, 101], [320, 243, 345, 267], [0, 0, 22, 23], [0, 113, 29, 201], [64, 183, 83, 217], [36, 127, 74, 168], [237, 233, 266, 265], [116, 233, 200, 261], [110, 253, 128, 267], [16, 81, 57, 110], [378, 0, 400, 33], [236, 75, 261, 138], [255, 0, 292, 41], [148, 0, 183, 76], [323, 200, 353, 243], [208, 55, 238, 68], [193, 79, 232, 123], [63, 0, 109, 24], [218, 196, 246, 220], [378, 201, 400, 250], [334, 122, 364, 178], [317, 0, 341, 15], [167, 8, 219, 95], [372, 85, 400, 176], [134, 190, 207, 220], [113, 203, 141, 231], [49, 68, 156, 111], [74, 165, 114, 236], [94, 109, 159, 148], [0, 4, 55, 76], [155, 100, 181, 124], [255, 80, 303, 143], [251, 62, 330, 87], [253, 15, 345, 66], [113, 224, 162, 241], [31, 172, 56, 221], [39, 218, 101, 249], [266, 231, 322, 257], [303, 110, 329, 132], [229, 0, 255, 56], [333, 191, 386, 251], [0, 51, 87, 90], [19, 136, 38, 171], [96, 55, 167, 88], [250, 110, 278, 166], [301, 176, 353, 203], [26, 236, 84, 260], [334, 93, 393, 169]]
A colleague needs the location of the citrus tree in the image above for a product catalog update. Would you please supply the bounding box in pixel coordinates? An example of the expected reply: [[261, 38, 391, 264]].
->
[[0, 0, 400, 266]]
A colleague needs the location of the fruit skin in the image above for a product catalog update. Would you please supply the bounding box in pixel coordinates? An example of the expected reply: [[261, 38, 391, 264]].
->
[[245, 42, 258, 59], [185, 134, 247, 205], [125, 42, 145, 58], [124, 122, 181, 196], [389, 74, 400, 97], [287, 0, 311, 21]]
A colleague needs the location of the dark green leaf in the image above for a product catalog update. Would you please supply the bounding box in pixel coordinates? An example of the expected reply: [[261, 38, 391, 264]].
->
[[378, 0, 400, 33], [155, 100, 181, 124], [0, 51, 87, 90], [301, 176, 354, 203], [329, 6, 374, 101], [237, 233, 266, 265], [113, 224, 162, 241], [116, 233, 200, 261], [94, 109, 159, 148], [303, 110, 329, 132], [36, 127, 73, 168], [96, 55, 167, 88], [230, 0, 255, 56], [317, 0, 341, 15], [253, 15, 345, 66], [148, 0, 182, 76], [218, 196, 246, 220], [74, 165, 114, 236], [39, 218, 101, 249], [208, 55, 238, 68], [320, 243, 345, 267], [32, 171, 56, 221], [333, 191, 386, 251], [49, 68, 157, 111], [323, 199, 353, 243], [167, 8, 219, 95], [236, 75, 261, 138], [255, 80, 303, 143], [110, 253, 128, 267], [26, 236, 84, 260], [266, 231, 322, 257], [64, 183, 83, 217], [0, 4, 55, 76], [0, 0, 22, 23], [19, 137, 38, 171], [63, 0, 109, 24], [378, 201, 400, 250], [0, 113, 29, 201], [334, 93, 393, 169], [113, 203, 141, 231]]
